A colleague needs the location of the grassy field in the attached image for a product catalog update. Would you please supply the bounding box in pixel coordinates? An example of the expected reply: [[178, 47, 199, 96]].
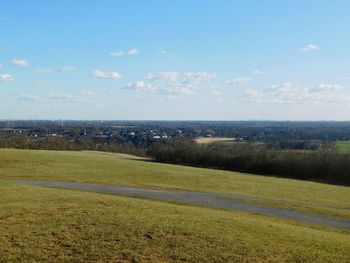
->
[[1, 149, 349, 207], [335, 140, 350, 153], [1, 149, 350, 262], [194, 137, 238, 144]]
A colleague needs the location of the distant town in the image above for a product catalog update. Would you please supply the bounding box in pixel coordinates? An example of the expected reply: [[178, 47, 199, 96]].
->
[[1, 121, 350, 147]]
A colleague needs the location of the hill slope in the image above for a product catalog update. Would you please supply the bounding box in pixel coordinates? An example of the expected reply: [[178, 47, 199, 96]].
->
[[0, 149, 349, 262]]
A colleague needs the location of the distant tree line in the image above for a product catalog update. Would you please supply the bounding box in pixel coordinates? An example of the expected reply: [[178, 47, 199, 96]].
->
[[1, 134, 350, 186], [265, 139, 323, 150], [0, 135, 146, 157], [148, 139, 350, 186]]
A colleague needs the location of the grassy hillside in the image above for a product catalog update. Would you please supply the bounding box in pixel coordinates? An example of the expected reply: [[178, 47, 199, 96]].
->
[[1, 149, 349, 207], [0, 149, 350, 262], [1, 182, 350, 262]]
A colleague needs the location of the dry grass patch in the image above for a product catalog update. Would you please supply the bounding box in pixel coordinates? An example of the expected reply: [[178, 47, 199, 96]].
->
[[194, 137, 238, 144]]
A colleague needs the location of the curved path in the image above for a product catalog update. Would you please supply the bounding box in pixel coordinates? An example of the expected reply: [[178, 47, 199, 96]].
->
[[16, 180, 350, 231]]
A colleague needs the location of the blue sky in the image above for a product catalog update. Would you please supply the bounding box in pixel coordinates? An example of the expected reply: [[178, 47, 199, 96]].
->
[[1, 0, 350, 120]]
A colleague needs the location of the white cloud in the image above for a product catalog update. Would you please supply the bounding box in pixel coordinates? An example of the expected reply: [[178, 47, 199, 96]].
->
[[0, 17, 6, 22], [147, 71, 179, 82], [110, 48, 139, 57], [36, 66, 75, 74], [80, 91, 94, 97], [253, 70, 263, 75], [36, 67, 55, 74], [226, 77, 254, 85], [165, 72, 215, 95], [244, 82, 350, 105], [166, 82, 195, 95], [129, 71, 216, 96], [18, 94, 41, 102], [146, 73, 157, 81], [0, 64, 2, 68], [48, 92, 73, 100], [269, 82, 311, 103], [127, 81, 154, 92], [244, 89, 264, 102], [184, 72, 216, 81], [299, 44, 319, 52], [110, 50, 124, 57], [11, 59, 29, 67], [0, 74, 14, 83], [60, 66, 75, 72], [48, 91, 95, 104], [127, 48, 139, 55], [93, 69, 122, 79], [160, 71, 178, 82], [317, 83, 343, 91]]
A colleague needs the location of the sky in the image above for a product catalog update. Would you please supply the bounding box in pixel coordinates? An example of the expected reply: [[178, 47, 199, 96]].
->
[[1, 0, 350, 120]]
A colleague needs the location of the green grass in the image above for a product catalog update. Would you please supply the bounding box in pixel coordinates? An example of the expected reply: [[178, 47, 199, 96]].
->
[[1, 149, 350, 262], [335, 140, 350, 153], [1, 149, 349, 208], [1, 182, 350, 262], [251, 199, 350, 220]]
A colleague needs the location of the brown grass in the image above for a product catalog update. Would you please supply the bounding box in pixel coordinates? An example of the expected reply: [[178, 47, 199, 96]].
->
[[194, 137, 238, 144]]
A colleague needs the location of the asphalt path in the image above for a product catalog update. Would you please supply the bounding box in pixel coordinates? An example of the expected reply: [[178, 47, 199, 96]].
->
[[16, 180, 350, 231]]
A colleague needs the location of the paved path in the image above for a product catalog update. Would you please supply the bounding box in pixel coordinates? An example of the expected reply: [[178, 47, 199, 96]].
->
[[16, 180, 350, 231]]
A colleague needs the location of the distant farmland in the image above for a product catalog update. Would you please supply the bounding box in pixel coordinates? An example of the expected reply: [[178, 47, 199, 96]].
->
[[335, 140, 350, 153], [194, 137, 239, 144]]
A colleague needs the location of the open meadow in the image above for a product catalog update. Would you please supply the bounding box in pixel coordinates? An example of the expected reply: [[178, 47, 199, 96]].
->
[[194, 137, 238, 144], [335, 140, 350, 153], [0, 149, 350, 262]]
